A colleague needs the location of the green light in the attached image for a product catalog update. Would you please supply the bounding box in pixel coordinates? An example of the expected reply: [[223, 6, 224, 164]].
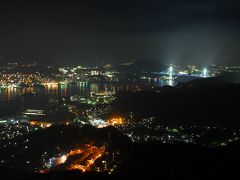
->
[[172, 128, 178, 133]]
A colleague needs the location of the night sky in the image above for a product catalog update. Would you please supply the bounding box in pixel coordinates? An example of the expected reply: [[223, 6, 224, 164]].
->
[[0, 0, 240, 66]]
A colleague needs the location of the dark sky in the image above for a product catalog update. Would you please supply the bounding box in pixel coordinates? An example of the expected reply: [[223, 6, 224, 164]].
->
[[0, 0, 240, 66]]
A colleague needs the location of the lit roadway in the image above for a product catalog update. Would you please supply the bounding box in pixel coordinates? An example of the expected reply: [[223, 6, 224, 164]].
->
[[40, 144, 106, 173], [67, 145, 105, 172]]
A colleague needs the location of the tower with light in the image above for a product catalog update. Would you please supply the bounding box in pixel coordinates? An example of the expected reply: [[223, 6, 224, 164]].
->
[[203, 68, 207, 78], [168, 65, 174, 86]]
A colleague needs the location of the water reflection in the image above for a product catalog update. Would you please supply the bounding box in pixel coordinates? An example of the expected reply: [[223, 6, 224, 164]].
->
[[90, 83, 99, 93], [0, 80, 174, 101]]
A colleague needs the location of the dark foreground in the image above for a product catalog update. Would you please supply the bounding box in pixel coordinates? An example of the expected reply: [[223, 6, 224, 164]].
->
[[1, 140, 239, 179]]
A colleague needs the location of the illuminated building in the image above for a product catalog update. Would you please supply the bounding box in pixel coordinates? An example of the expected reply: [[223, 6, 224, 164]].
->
[[29, 121, 52, 128], [22, 109, 46, 116], [108, 117, 125, 126]]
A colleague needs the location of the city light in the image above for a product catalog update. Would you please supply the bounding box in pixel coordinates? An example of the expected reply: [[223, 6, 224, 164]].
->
[[29, 121, 52, 128], [108, 117, 125, 126], [1, 0, 240, 178], [169, 65, 173, 76], [167, 65, 174, 85], [40, 145, 107, 173], [203, 68, 207, 78]]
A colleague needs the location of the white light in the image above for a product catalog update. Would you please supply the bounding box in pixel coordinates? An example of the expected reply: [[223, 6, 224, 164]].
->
[[203, 68, 207, 78], [169, 66, 173, 74], [168, 65, 174, 83], [60, 155, 67, 163]]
